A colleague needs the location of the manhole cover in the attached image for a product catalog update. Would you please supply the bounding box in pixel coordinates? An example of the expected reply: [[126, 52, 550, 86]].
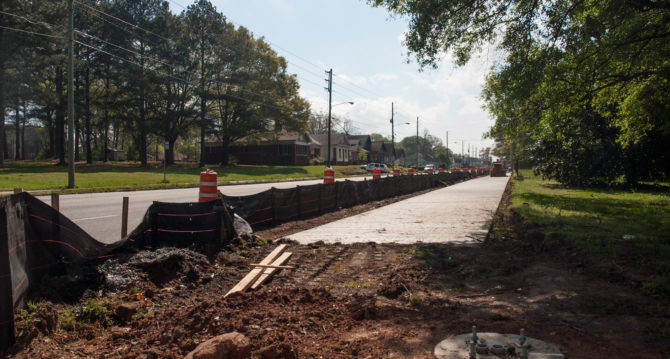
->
[[434, 332, 564, 358]]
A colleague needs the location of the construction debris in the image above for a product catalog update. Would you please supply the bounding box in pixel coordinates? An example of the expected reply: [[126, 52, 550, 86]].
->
[[224, 244, 293, 297]]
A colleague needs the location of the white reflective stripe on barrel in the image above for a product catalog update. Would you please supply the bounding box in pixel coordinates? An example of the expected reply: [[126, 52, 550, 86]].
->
[[199, 181, 218, 186]]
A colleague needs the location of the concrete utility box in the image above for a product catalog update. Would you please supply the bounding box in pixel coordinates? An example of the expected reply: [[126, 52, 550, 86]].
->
[[490, 162, 506, 177]]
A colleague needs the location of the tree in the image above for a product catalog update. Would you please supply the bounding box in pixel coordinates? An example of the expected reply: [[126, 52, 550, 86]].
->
[[371, 0, 670, 184], [184, 0, 227, 167], [370, 133, 389, 142], [209, 27, 310, 165]]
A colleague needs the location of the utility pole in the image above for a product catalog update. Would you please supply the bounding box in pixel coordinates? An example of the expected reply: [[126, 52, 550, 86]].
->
[[325, 69, 333, 167], [461, 140, 464, 167], [390, 102, 395, 169], [416, 116, 419, 166], [67, 0, 75, 188]]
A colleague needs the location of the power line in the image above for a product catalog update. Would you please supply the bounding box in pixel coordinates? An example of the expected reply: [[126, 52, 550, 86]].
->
[[74, 0, 174, 44], [0, 9, 63, 31], [74, 38, 302, 114], [80, 1, 384, 105], [0, 25, 64, 39], [333, 73, 384, 98]]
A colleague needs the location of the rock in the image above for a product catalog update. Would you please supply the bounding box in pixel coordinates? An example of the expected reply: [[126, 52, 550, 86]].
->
[[233, 214, 253, 237], [116, 302, 142, 322], [184, 332, 251, 359], [258, 342, 297, 359], [110, 326, 131, 339]]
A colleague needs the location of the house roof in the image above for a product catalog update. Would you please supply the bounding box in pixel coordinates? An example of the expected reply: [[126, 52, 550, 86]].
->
[[309, 134, 350, 147], [371, 141, 389, 153]]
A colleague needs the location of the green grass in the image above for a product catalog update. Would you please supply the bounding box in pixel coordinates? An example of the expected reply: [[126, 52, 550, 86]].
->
[[0, 161, 366, 194], [511, 169, 670, 294]]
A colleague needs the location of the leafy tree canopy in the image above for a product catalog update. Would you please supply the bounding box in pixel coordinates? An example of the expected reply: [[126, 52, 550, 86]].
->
[[371, 0, 670, 185]]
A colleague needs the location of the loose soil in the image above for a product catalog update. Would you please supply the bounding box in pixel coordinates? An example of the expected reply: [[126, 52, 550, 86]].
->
[[4, 181, 669, 358]]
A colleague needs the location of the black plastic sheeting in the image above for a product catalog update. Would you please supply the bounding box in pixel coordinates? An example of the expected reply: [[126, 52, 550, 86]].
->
[[0, 193, 234, 351], [221, 171, 475, 229]]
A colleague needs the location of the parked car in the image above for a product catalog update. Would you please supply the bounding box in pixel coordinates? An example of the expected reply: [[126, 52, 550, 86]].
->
[[366, 163, 388, 173], [424, 164, 435, 172], [360, 163, 367, 170]]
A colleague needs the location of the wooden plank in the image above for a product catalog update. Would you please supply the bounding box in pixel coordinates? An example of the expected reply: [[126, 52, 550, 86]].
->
[[224, 244, 287, 297], [250, 251, 293, 290], [250, 263, 296, 269]]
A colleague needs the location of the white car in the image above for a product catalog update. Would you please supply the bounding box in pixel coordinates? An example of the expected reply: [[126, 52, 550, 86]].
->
[[366, 163, 388, 173]]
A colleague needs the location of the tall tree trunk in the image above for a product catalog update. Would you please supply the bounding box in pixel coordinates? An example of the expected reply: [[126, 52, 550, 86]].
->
[[74, 67, 80, 162], [14, 96, 19, 160], [56, 67, 65, 165], [168, 137, 176, 165], [103, 64, 110, 162], [20, 101, 25, 160], [0, 3, 6, 166], [84, 51, 91, 163], [46, 107, 54, 157]]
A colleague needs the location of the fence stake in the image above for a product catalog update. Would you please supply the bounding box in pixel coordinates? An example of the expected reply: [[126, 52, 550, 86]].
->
[[50, 192, 60, 211], [270, 188, 277, 226], [121, 196, 129, 238], [296, 186, 302, 220]]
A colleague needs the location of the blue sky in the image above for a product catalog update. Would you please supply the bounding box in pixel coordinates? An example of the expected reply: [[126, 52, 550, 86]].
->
[[206, 0, 497, 156]]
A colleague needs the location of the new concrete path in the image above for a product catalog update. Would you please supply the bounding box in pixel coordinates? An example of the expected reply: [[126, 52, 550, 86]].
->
[[288, 175, 510, 244]]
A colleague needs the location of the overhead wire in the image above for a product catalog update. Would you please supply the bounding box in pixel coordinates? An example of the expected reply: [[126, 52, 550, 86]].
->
[[74, 0, 174, 44], [0, 25, 64, 39], [72, 2, 313, 114], [162, 0, 385, 102]]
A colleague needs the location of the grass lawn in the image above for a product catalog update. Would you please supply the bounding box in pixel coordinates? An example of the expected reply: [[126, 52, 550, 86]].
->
[[0, 161, 366, 193], [510, 169, 670, 294]]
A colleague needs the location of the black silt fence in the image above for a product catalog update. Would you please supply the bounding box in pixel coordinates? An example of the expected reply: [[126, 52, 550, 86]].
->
[[0, 193, 235, 351], [221, 171, 477, 230]]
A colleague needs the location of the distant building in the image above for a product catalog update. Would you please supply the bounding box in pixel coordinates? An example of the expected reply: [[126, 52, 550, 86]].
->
[[308, 134, 354, 165], [204, 132, 311, 165], [348, 135, 372, 163], [370, 141, 394, 163]]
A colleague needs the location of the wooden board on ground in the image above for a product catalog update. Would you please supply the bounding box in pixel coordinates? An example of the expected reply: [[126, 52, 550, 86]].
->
[[224, 244, 287, 297], [251, 252, 293, 290]]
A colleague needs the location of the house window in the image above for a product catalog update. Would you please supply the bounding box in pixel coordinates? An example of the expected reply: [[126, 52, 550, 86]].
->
[[280, 144, 290, 155]]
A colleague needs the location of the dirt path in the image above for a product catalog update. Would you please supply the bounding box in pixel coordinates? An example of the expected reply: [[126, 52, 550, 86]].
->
[[4, 181, 669, 358]]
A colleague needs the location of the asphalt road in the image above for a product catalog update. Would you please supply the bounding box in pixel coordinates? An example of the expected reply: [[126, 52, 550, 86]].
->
[[36, 176, 372, 244]]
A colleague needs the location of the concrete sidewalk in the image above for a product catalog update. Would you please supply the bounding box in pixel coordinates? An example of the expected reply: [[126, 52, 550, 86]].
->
[[288, 175, 510, 244]]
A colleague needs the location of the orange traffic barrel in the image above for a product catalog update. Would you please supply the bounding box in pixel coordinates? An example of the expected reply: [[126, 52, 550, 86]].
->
[[373, 167, 381, 179], [323, 167, 335, 184], [393, 168, 400, 176], [199, 169, 218, 202], [408, 168, 414, 176], [438, 168, 444, 173], [427, 168, 434, 175]]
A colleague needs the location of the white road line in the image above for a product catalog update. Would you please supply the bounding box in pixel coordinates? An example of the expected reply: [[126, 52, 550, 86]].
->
[[72, 214, 118, 222]]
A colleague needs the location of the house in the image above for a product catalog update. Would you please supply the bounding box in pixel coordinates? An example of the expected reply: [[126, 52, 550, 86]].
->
[[370, 141, 395, 163], [347, 135, 372, 164], [308, 134, 354, 165], [203, 132, 311, 165]]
